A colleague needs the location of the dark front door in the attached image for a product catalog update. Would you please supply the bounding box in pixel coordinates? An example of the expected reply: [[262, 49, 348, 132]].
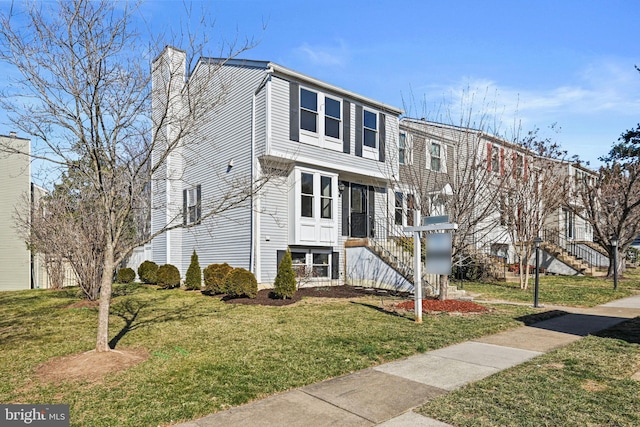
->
[[350, 184, 368, 238]]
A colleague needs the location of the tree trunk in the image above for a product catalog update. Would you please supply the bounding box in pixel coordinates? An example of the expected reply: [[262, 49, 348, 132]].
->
[[438, 274, 449, 301], [96, 248, 115, 352]]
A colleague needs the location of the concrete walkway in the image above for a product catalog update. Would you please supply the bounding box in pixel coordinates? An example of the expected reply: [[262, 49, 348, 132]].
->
[[175, 295, 640, 427]]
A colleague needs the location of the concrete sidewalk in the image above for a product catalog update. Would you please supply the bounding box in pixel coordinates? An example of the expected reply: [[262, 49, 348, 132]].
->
[[175, 294, 640, 427]]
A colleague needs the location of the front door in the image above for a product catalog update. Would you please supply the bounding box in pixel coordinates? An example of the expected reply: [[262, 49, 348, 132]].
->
[[350, 184, 368, 238]]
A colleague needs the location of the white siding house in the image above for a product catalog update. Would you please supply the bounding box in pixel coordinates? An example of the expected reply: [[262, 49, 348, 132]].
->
[[150, 47, 403, 287], [0, 133, 31, 291]]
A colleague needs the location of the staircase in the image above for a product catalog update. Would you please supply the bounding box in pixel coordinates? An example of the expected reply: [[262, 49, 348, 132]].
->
[[456, 247, 507, 282], [542, 228, 608, 276], [541, 241, 591, 275], [361, 218, 468, 299]]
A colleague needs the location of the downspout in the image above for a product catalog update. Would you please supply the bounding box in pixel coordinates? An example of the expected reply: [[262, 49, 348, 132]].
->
[[250, 67, 273, 278]]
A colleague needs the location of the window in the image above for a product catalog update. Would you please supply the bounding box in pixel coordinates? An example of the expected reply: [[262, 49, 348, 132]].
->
[[312, 253, 329, 277], [491, 147, 500, 173], [184, 185, 201, 225], [324, 96, 341, 139], [407, 194, 416, 226], [320, 176, 332, 219], [499, 195, 511, 226], [399, 133, 407, 164], [299, 171, 335, 220], [290, 251, 331, 278], [291, 251, 307, 277], [395, 192, 403, 225], [300, 88, 318, 133], [363, 110, 377, 148], [430, 142, 441, 172], [301, 172, 314, 217], [515, 154, 524, 178]]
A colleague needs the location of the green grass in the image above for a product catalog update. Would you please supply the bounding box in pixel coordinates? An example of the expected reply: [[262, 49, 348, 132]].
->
[[0, 284, 538, 427], [419, 317, 640, 426], [455, 268, 640, 307]]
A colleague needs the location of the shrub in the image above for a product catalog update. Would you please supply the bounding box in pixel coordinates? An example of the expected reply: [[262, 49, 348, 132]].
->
[[138, 260, 158, 285], [273, 250, 296, 299], [157, 264, 181, 289], [116, 267, 136, 284], [225, 267, 258, 298], [185, 250, 202, 290], [203, 263, 233, 294]]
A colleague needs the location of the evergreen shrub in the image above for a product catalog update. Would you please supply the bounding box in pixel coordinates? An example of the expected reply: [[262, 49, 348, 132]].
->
[[203, 263, 233, 294], [138, 260, 158, 285], [116, 267, 136, 284], [225, 267, 258, 298], [157, 264, 181, 289], [273, 250, 296, 299], [185, 250, 202, 290]]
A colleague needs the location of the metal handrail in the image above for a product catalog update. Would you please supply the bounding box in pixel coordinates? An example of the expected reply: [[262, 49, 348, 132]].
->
[[542, 228, 604, 269]]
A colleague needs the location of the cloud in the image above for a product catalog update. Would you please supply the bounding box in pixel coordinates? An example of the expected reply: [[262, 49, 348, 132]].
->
[[416, 58, 640, 135], [293, 39, 350, 68]]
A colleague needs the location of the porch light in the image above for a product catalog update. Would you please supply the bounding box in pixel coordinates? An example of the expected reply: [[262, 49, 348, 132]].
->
[[338, 182, 346, 195]]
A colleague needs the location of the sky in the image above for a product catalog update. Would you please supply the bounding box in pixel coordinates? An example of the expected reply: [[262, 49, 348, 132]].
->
[[138, 0, 640, 167], [2, 0, 640, 168]]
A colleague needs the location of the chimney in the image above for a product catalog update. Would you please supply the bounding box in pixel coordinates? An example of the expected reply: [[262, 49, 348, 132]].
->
[[9, 131, 17, 138]]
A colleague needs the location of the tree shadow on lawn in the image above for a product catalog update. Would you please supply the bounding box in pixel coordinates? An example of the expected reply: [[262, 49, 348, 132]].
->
[[594, 316, 640, 344], [108, 296, 210, 349], [351, 301, 415, 321]]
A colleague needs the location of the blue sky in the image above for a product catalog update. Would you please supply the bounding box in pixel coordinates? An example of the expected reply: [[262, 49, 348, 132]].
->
[[3, 0, 640, 167], [141, 0, 640, 166]]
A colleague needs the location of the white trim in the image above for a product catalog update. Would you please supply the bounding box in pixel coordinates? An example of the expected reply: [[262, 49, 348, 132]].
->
[[298, 85, 344, 153], [290, 167, 338, 246]]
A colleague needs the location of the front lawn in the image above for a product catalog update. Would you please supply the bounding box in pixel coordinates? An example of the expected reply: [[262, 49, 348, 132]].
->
[[419, 317, 640, 426], [456, 268, 640, 307], [0, 284, 537, 427]]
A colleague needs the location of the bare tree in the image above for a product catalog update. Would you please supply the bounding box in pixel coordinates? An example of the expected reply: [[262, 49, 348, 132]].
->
[[395, 93, 516, 298], [0, 0, 264, 352], [505, 126, 570, 289], [578, 125, 640, 280]]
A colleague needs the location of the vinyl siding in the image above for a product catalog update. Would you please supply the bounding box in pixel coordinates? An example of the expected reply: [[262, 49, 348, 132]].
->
[[178, 63, 266, 273], [0, 136, 31, 291], [269, 75, 398, 180], [257, 172, 290, 283]]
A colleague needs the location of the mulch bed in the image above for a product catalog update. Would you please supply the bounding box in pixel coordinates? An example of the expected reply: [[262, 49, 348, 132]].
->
[[223, 285, 398, 306], [222, 285, 487, 314]]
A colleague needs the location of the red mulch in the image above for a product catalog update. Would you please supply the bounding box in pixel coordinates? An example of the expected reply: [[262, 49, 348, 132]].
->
[[221, 286, 488, 314], [395, 299, 490, 314]]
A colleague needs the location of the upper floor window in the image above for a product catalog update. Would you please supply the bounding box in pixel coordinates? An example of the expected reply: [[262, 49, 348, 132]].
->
[[363, 110, 377, 148], [399, 133, 407, 164], [515, 153, 524, 178], [300, 88, 318, 133], [430, 142, 441, 172], [301, 172, 314, 217], [324, 96, 341, 139], [491, 147, 500, 173], [183, 184, 202, 225]]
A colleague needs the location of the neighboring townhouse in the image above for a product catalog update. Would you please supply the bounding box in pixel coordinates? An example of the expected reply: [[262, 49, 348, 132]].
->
[[397, 119, 603, 278], [0, 132, 31, 291], [150, 47, 404, 288]]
